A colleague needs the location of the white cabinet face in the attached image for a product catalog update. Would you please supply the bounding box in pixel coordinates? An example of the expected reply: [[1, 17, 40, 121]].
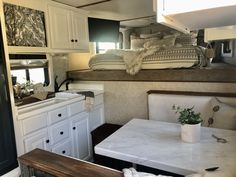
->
[[21, 113, 47, 136], [72, 12, 89, 50], [48, 4, 89, 51], [48, 106, 68, 125], [48, 120, 70, 145], [52, 140, 72, 157], [24, 130, 49, 153], [71, 112, 90, 160], [48, 5, 73, 49], [157, 0, 236, 33]]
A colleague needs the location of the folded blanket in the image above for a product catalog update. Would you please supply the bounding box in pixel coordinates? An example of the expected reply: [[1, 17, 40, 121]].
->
[[123, 168, 172, 177]]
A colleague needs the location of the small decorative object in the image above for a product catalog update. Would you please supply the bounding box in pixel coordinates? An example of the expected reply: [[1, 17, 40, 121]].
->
[[173, 105, 203, 143], [207, 104, 220, 127], [21, 80, 34, 96], [205, 43, 215, 66]]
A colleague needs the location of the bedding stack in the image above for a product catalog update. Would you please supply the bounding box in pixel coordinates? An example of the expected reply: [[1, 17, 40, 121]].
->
[[89, 31, 208, 75]]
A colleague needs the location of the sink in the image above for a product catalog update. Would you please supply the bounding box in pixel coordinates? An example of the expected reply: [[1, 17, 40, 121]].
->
[[55, 92, 79, 99], [17, 92, 82, 115]]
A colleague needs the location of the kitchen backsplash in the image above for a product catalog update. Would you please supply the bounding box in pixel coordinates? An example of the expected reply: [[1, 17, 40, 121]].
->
[[4, 3, 47, 47]]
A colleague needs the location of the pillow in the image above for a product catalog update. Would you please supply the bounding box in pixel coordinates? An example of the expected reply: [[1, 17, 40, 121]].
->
[[143, 35, 176, 49], [130, 37, 145, 50], [206, 97, 236, 130], [175, 32, 197, 46], [130, 34, 139, 40], [140, 32, 162, 39]]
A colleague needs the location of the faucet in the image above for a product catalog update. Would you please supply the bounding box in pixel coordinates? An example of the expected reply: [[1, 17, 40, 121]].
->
[[54, 76, 74, 92]]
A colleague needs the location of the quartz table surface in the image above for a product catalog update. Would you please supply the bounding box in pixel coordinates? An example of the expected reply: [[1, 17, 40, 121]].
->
[[95, 119, 236, 176]]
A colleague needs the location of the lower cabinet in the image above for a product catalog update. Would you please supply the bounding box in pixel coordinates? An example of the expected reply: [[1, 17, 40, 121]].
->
[[70, 112, 91, 160], [89, 104, 104, 131], [18, 93, 104, 161]]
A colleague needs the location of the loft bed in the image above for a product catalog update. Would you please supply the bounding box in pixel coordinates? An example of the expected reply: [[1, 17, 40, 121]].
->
[[68, 30, 236, 83], [67, 63, 236, 83], [89, 31, 208, 75]]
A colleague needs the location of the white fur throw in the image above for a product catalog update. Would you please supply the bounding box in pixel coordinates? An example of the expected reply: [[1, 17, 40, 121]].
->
[[123, 168, 172, 177], [106, 48, 159, 75]]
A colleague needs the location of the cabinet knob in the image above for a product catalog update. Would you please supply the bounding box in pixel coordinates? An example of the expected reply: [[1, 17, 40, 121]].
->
[[62, 150, 66, 154], [73, 127, 76, 130], [46, 139, 50, 143], [60, 131, 64, 135], [71, 39, 74, 42], [75, 39, 78, 42], [58, 113, 62, 117]]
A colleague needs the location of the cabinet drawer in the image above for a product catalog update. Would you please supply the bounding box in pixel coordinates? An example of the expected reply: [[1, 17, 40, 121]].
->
[[48, 106, 68, 125], [24, 129, 49, 153], [52, 140, 72, 156], [68, 100, 84, 116], [94, 94, 103, 106], [49, 120, 69, 145], [22, 113, 47, 135]]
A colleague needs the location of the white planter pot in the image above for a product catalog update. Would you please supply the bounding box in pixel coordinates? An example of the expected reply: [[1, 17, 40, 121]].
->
[[181, 123, 201, 143]]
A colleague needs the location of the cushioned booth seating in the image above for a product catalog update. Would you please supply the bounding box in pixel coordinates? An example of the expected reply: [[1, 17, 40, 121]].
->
[[91, 123, 132, 170], [148, 90, 236, 130]]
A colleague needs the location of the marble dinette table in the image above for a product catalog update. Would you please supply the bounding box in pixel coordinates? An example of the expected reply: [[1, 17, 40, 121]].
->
[[95, 119, 236, 176]]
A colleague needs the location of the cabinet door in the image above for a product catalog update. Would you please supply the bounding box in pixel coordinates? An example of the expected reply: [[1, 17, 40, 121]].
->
[[48, 5, 73, 49], [70, 112, 91, 160], [89, 104, 104, 131], [72, 12, 89, 51], [24, 129, 50, 153]]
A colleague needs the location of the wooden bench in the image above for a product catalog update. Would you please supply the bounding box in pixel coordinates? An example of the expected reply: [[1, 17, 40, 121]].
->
[[19, 149, 123, 177]]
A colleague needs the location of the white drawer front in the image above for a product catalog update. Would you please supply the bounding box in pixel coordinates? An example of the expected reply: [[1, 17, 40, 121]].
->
[[22, 113, 47, 135], [68, 101, 84, 116], [48, 106, 68, 125], [49, 120, 69, 145], [52, 140, 72, 156], [94, 94, 103, 106], [24, 129, 49, 153]]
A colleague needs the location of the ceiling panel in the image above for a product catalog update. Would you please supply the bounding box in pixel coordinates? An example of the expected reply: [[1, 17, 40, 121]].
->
[[83, 0, 155, 21], [53, 0, 105, 7], [53, 0, 155, 27]]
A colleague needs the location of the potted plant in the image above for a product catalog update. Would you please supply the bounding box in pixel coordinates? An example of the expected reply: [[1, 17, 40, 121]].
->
[[173, 105, 203, 143]]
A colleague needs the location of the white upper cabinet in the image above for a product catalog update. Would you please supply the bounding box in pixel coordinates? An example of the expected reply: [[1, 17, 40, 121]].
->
[[72, 11, 89, 51], [48, 2, 89, 52], [156, 0, 236, 33], [48, 5, 73, 49]]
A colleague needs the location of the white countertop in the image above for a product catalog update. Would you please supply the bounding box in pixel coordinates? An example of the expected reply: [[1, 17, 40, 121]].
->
[[16, 89, 104, 119], [95, 119, 236, 176]]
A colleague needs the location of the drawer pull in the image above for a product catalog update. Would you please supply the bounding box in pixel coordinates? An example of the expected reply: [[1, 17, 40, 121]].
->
[[60, 131, 64, 135], [58, 113, 62, 117], [75, 39, 78, 42], [73, 127, 76, 130], [62, 150, 66, 154], [71, 39, 74, 42], [46, 139, 50, 143]]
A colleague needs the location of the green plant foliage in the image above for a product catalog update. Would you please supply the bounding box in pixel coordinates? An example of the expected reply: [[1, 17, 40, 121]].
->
[[172, 105, 203, 125]]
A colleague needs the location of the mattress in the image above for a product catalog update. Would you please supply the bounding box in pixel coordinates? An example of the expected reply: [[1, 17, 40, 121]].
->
[[89, 46, 207, 70]]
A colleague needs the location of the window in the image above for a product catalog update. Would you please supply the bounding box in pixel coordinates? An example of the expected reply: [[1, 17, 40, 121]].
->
[[11, 67, 49, 86], [96, 42, 120, 54], [28, 68, 46, 84]]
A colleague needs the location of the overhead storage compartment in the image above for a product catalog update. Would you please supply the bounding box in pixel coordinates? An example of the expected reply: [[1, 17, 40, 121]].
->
[[156, 0, 236, 33]]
